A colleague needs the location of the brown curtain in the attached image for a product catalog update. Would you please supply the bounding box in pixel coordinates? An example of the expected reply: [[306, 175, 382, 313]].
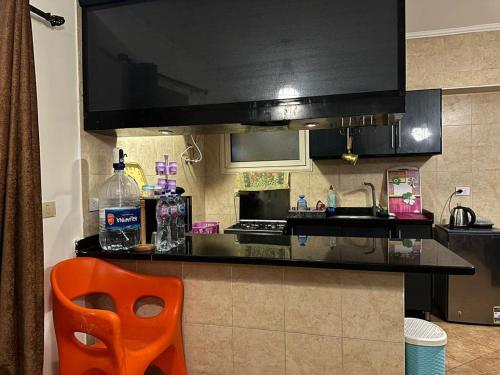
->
[[0, 0, 44, 373]]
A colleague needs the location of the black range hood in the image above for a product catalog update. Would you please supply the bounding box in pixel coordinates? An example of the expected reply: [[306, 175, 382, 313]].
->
[[80, 0, 405, 135]]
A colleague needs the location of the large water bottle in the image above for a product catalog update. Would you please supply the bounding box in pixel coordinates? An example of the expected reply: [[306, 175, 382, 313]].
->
[[156, 196, 172, 251], [99, 149, 141, 251], [168, 194, 179, 246], [175, 195, 186, 245]]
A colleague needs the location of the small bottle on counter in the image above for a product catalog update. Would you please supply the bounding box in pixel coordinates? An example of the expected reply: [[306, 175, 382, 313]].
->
[[175, 194, 186, 245], [297, 195, 308, 210], [326, 185, 336, 217], [156, 196, 173, 251], [167, 194, 179, 246]]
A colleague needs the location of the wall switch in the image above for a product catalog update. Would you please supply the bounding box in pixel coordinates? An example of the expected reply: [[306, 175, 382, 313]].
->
[[456, 186, 470, 196], [42, 201, 56, 219], [88, 197, 99, 212]]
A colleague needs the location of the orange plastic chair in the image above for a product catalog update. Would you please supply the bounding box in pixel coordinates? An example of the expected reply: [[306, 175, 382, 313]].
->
[[51, 257, 187, 375]]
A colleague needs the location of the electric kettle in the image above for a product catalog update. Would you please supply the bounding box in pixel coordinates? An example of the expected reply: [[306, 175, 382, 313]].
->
[[449, 205, 476, 228]]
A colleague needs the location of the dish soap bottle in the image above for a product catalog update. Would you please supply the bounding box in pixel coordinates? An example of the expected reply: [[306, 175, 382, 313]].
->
[[326, 185, 336, 217], [99, 148, 141, 251]]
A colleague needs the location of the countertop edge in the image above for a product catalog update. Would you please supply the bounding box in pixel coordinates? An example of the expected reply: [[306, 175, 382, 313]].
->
[[75, 250, 475, 275]]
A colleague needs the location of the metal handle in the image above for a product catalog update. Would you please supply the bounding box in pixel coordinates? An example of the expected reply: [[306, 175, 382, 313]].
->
[[391, 125, 394, 148], [398, 121, 402, 148], [399, 230, 402, 238]]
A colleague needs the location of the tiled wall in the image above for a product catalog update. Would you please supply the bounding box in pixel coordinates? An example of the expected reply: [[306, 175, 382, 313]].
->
[[406, 31, 500, 90], [202, 89, 500, 228], [81, 31, 500, 234], [81, 133, 206, 236], [202, 31, 500, 228], [112, 260, 404, 375]]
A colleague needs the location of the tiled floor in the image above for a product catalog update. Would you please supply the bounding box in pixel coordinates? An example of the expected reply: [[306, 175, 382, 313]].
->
[[431, 318, 500, 374]]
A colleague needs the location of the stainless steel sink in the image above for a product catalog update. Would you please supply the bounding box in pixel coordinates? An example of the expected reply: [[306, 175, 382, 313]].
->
[[331, 215, 376, 219], [329, 207, 377, 219]]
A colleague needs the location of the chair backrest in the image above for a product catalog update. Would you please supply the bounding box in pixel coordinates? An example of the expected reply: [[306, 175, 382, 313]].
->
[[51, 258, 135, 373]]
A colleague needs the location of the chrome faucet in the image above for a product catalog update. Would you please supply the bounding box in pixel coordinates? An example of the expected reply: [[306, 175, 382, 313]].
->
[[363, 182, 377, 217]]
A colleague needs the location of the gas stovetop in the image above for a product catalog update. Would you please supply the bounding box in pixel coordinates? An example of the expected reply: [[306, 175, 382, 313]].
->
[[225, 220, 287, 235]]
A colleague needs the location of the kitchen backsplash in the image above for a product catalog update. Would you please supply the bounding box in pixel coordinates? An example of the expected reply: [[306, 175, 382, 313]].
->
[[81, 31, 500, 235]]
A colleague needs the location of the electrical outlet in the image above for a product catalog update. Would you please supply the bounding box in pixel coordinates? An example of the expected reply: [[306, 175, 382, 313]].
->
[[456, 186, 470, 196], [88, 197, 99, 212], [42, 201, 56, 219]]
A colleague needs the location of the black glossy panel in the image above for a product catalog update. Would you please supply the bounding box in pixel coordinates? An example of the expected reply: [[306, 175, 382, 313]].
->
[[396, 89, 442, 155], [76, 234, 474, 274], [352, 125, 394, 156], [309, 128, 347, 159], [85, 0, 401, 112], [239, 189, 290, 221]]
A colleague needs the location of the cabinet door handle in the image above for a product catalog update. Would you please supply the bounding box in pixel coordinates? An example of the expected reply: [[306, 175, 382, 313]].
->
[[391, 125, 395, 149], [398, 121, 402, 148]]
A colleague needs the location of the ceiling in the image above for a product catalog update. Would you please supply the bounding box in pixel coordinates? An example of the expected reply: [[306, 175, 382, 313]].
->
[[406, 0, 500, 35]]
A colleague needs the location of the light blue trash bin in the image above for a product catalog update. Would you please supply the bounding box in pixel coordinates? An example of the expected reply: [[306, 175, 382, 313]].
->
[[405, 318, 447, 375]]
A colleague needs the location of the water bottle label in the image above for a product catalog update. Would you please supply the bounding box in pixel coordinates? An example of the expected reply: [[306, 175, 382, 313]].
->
[[178, 204, 186, 214], [105, 208, 140, 230], [168, 205, 178, 217]]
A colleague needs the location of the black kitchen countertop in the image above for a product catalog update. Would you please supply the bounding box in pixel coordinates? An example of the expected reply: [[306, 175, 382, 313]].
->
[[435, 224, 500, 235], [76, 234, 474, 275]]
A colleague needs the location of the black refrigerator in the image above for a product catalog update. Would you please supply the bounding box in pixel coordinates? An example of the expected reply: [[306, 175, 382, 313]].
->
[[434, 224, 500, 325]]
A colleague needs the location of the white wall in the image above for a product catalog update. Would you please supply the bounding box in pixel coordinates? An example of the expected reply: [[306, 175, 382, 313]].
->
[[31, 0, 82, 373]]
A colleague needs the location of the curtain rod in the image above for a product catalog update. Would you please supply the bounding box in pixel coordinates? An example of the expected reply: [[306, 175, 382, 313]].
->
[[29, 5, 65, 27]]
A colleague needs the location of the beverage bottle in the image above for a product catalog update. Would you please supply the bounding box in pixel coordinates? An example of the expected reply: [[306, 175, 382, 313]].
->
[[168, 194, 179, 246], [297, 195, 308, 210], [99, 148, 141, 251], [175, 195, 186, 245], [156, 195, 172, 251]]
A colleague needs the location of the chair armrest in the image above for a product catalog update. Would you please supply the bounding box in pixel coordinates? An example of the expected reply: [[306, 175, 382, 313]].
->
[[53, 294, 124, 355]]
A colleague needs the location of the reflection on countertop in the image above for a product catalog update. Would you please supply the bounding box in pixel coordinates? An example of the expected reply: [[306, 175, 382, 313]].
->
[[76, 234, 474, 275]]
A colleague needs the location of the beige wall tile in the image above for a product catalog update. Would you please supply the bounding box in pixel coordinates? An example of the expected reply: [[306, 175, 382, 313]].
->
[[442, 94, 472, 126], [420, 170, 437, 215], [182, 263, 232, 326], [285, 333, 342, 375], [290, 172, 311, 208], [233, 327, 285, 375], [136, 260, 182, 278], [435, 172, 472, 224], [343, 338, 404, 375], [436, 125, 472, 172], [471, 171, 500, 225], [471, 92, 500, 125], [183, 323, 233, 375], [284, 268, 341, 336], [471, 124, 500, 171], [309, 173, 340, 206], [341, 271, 404, 342], [232, 265, 284, 331]]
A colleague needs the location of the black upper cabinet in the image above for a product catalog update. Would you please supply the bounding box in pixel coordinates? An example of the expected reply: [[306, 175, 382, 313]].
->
[[352, 125, 394, 156], [395, 89, 442, 155], [309, 89, 442, 159], [309, 129, 347, 159]]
